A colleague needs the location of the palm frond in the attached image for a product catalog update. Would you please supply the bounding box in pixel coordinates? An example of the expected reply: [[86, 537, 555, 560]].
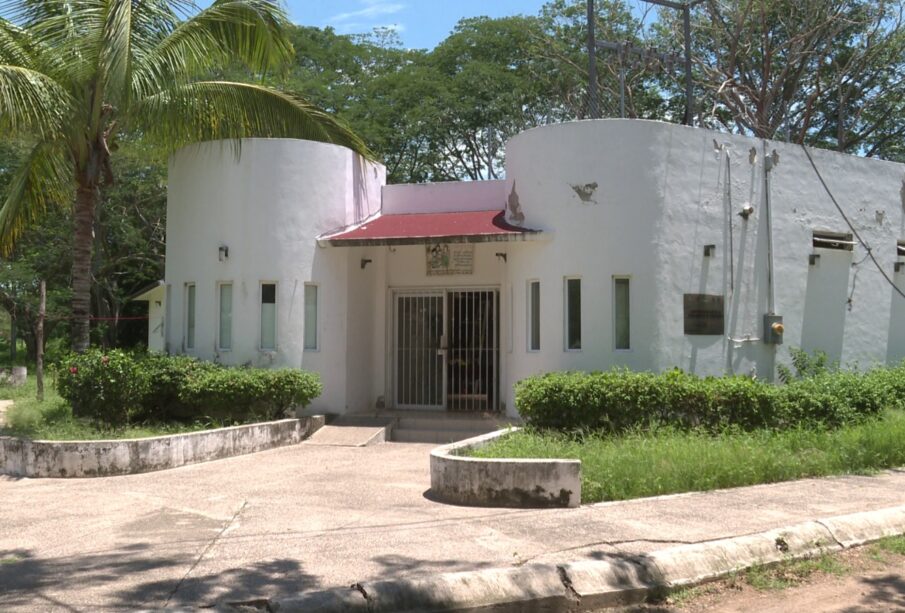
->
[[0, 65, 71, 139], [134, 80, 372, 157], [0, 18, 31, 65], [95, 0, 133, 111], [132, 0, 293, 100], [0, 140, 72, 254]]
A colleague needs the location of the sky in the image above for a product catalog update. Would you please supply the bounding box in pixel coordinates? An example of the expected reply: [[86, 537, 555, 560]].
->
[[281, 0, 551, 49]]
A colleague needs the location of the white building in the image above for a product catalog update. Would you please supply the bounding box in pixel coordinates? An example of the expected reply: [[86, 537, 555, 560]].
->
[[142, 119, 905, 418]]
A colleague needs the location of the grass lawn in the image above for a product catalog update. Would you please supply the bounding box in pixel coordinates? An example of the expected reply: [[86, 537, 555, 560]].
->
[[0, 375, 237, 440], [470, 411, 905, 503]]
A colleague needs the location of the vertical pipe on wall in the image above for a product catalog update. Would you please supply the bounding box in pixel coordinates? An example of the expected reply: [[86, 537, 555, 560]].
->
[[762, 141, 776, 315]]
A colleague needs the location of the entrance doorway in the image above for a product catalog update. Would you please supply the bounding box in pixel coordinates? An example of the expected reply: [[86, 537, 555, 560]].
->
[[393, 289, 500, 412]]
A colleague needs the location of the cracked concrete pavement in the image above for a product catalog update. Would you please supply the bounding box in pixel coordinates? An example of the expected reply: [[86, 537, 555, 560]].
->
[[1, 441, 904, 610]]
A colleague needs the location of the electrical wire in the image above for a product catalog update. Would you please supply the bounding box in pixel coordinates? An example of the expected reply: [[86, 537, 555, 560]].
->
[[801, 144, 905, 302]]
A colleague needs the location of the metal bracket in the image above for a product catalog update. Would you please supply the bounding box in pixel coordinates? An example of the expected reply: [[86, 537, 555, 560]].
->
[[809, 254, 820, 266]]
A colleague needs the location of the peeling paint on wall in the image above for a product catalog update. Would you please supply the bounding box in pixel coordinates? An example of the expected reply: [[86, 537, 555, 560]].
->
[[570, 182, 599, 204]]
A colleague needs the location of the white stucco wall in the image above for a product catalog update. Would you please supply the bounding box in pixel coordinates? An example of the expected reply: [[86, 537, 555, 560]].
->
[[382, 180, 507, 215], [502, 119, 905, 412], [165, 138, 385, 414]]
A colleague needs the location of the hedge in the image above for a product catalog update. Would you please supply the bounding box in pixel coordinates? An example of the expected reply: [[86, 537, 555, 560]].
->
[[57, 350, 322, 425], [514, 365, 905, 433]]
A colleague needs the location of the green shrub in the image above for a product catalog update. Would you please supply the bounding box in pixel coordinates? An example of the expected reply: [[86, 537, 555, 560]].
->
[[135, 354, 219, 420], [515, 364, 903, 434], [177, 367, 322, 421], [57, 349, 149, 425], [56, 351, 323, 426]]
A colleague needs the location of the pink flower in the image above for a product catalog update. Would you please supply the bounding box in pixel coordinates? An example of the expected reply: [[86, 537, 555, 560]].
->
[[69, 366, 78, 374]]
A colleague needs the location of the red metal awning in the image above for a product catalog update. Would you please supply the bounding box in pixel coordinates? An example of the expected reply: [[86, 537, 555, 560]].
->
[[319, 210, 539, 246]]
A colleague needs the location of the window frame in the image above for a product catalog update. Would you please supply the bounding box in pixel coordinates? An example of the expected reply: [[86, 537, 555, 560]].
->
[[526, 279, 541, 352], [303, 283, 319, 352], [184, 282, 196, 351], [217, 281, 233, 352], [259, 281, 278, 352], [563, 276, 582, 352], [613, 276, 632, 352]]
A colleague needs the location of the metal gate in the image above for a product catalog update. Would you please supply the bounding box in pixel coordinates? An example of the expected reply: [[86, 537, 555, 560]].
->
[[393, 289, 500, 412], [395, 293, 445, 409]]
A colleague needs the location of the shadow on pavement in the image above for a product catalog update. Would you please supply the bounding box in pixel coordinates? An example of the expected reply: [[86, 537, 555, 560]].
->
[[0, 547, 320, 610], [842, 573, 905, 613]]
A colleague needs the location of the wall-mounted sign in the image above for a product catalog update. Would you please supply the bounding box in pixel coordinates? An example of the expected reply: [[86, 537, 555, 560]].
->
[[426, 243, 474, 276], [683, 294, 725, 335]]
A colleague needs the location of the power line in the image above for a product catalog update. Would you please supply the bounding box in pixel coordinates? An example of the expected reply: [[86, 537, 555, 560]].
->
[[801, 143, 905, 302]]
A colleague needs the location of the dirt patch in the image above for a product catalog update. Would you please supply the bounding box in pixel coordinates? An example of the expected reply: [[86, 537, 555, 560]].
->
[[618, 540, 905, 613]]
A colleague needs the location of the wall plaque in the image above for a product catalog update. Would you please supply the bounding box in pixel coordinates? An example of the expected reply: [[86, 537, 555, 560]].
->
[[683, 294, 725, 335], [426, 243, 474, 276]]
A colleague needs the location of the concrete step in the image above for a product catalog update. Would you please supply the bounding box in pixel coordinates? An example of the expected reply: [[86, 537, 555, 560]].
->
[[391, 428, 491, 444], [395, 415, 506, 432]]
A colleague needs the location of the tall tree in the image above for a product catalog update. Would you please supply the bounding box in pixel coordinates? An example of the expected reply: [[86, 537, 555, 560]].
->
[[0, 0, 368, 352], [656, 0, 905, 154]]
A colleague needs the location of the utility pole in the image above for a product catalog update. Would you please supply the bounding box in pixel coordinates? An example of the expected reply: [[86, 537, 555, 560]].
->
[[642, 0, 704, 126], [587, 0, 598, 119], [36, 280, 45, 402]]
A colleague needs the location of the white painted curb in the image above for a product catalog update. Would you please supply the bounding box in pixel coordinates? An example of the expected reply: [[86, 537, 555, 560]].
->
[[243, 504, 905, 613], [429, 428, 582, 508]]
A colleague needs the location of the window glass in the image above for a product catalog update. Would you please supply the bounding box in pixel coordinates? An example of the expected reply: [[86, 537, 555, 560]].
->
[[219, 283, 232, 350], [528, 281, 540, 351], [304, 284, 318, 350], [614, 278, 630, 350], [261, 283, 276, 350], [565, 278, 581, 350], [185, 284, 196, 349]]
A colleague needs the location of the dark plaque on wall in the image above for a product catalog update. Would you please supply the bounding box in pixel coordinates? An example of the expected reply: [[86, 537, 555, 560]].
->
[[683, 294, 725, 335]]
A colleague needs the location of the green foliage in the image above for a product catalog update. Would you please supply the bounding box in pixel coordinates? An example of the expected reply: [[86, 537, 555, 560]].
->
[[472, 410, 905, 502], [56, 349, 148, 425], [55, 349, 322, 425], [178, 366, 322, 422], [515, 364, 905, 434], [777, 347, 833, 383]]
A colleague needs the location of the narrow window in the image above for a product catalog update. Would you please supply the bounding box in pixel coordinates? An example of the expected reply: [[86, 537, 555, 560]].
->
[[304, 284, 318, 351], [812, 230, 854, 251], [614, 277, 630, 350], [564, 277, 581, 350], [218, 282, 232, 350], [527, 280, 540, 351], [260, 283, 277, 350], [185, 283, 196, 350]]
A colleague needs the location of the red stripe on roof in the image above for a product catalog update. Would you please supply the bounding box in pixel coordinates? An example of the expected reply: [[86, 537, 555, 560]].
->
[[321, 210, 537, 245]]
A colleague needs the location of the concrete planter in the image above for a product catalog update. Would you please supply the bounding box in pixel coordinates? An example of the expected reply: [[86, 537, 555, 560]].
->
[[0, 415, 324, 478], [430, 428, 581, 508]]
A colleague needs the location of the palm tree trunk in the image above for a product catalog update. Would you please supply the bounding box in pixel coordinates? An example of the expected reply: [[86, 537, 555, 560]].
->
[[72, 182, 97, 353]]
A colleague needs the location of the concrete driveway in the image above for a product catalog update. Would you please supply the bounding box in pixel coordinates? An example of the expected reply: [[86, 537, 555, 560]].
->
[[1, 440, 904, 611]]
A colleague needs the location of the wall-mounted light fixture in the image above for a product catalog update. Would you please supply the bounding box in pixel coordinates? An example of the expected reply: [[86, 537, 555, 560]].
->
[[703, 244, 715, 257], [361, 258, 372, 269], [495, 252, 508, 263], [738, 204, 754, 220], [218, 245, 229, 262]]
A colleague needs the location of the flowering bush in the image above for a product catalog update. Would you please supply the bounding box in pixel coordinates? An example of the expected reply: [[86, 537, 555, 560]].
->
[[57, 349, 149, 425]]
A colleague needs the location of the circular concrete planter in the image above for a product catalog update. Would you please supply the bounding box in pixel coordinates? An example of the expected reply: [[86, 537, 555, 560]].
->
[[0, 415, 325, 478], [430, 428, 581, 508]]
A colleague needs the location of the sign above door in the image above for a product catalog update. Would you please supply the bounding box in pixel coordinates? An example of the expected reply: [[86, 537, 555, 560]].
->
[[426, 243, 474, 276]]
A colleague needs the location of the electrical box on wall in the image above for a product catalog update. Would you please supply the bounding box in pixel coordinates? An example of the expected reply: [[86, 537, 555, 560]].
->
[[764, 314, 784, 345]]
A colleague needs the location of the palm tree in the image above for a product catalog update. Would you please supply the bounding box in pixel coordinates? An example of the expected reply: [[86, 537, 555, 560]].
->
[[0, 0, 368, 352]]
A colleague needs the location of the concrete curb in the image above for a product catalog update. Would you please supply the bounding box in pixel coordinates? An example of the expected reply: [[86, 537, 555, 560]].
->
[[234, 504, 905, 613], [429, 428, 582, 508], [1, 415, 325, 478]]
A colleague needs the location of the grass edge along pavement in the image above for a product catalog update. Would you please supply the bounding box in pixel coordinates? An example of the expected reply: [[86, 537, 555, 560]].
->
[[470, 409, 905, 503]]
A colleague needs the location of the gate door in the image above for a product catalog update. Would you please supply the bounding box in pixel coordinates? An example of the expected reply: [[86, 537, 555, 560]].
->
[[395, 292, 446, 409]]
